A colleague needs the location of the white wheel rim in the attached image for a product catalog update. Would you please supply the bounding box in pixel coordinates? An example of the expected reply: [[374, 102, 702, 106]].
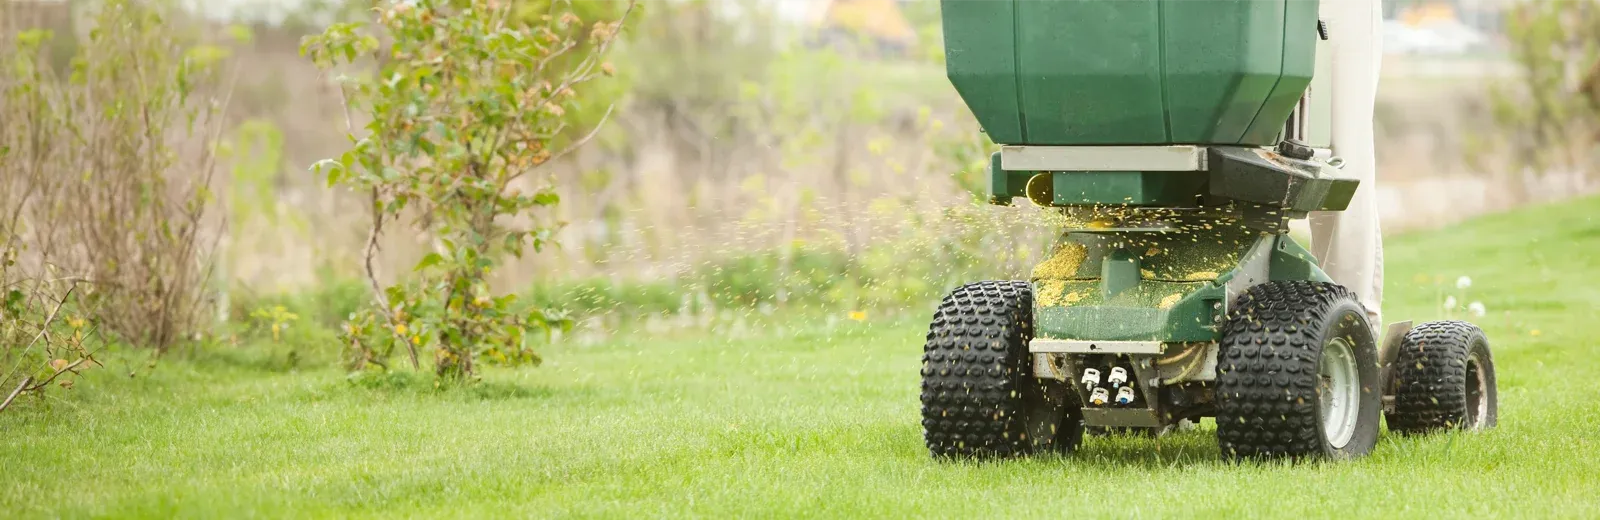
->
[[1466, 352, 1488, 429], [1319, 337, 1360, 449]]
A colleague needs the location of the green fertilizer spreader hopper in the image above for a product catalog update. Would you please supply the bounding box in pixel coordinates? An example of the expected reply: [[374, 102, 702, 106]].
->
[[920, 0, 1498, 461]]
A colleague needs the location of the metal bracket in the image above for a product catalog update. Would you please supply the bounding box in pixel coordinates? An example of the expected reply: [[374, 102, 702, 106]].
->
[[1029, 339, 1163, 354], [1223, 236, 1275, 307], [1001, 145, 1207, 172], [1032, 353, 1066, 381], [1378, 320, 1414, 365], [1082, 408, 1164, 428], [1378, 320, 1414, 412]]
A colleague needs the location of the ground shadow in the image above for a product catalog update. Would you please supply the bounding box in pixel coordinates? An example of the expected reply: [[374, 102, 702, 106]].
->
[[1062, 429, 1225, 469], [332, 371, 573, 402]]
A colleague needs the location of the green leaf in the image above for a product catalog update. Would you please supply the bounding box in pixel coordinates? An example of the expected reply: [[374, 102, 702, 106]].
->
[[226, 24, 255, 45], [415, 252, 445, 271], [3, 289, 24, 312], [310, 158, 344, 186]]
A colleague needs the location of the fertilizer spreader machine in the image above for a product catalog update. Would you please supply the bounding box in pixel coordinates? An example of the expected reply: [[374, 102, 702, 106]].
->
[[919, 0, 1499, 461]]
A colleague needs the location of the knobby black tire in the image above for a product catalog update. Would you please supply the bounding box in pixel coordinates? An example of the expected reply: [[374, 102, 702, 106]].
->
[[920, 281, 1083, 458], [1216, 281, 1381, 461], [1387, 320, 1498, 433]]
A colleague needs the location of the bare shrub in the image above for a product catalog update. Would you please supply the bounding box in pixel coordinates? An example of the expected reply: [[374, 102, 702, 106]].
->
[[1, 1, 231, 354]]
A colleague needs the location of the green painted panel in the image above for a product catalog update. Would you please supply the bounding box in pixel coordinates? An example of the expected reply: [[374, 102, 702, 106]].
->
[[1162, 0, 1288, 143], [1027, 221, 1339, 342], [1029, 226, 1257, 342], [1242, 0, 1320, 144], [1270, 235, 1333, 283], [1050, 171, 1207, 206], [940, 0, 1024, 143], [940, 0, 1319, 146], [987, 152, 1033, 205], [1033, 279, 1222, 342], [1031, 227, 1256, 283], [1014, 0, 1166, 144]]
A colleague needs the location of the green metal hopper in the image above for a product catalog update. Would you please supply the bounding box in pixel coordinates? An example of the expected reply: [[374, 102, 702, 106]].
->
[[942, 0, 1318, 146]]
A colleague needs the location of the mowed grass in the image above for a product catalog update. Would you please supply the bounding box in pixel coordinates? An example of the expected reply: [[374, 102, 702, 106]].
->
[[5, 197, 1600, 519]]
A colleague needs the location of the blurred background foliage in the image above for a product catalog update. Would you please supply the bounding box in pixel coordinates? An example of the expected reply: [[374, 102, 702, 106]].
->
[[3, 0, 1595, 360]]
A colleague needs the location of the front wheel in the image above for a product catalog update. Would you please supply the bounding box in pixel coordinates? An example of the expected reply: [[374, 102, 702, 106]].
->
[[920, 281, 1083, 458], [1215, 281, 1382, 461]]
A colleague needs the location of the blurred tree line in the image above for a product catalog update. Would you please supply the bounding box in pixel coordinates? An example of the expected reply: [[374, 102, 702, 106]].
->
[[8, 0, 1593, 379], [1480, 0, 1600, 200], [199, 0, 1048, 345], [0, 0, 1036, 360]]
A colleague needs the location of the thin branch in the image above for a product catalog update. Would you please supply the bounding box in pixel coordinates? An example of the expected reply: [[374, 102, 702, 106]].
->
[[336, 78, 358, 136], [23, 357, 89, 392], [524, 1, 637, 114], [360, 189, 420, 370], [329, 39, 416, 370], [509, 104, 613, 183], [1, 283, 77, 385], [0, 377, 32, 413], [532, 40, 579, 75], [178, 64, 244, 333]]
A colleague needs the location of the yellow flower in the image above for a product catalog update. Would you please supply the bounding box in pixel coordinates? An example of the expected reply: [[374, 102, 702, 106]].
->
[[848, 311, 867, 322], [395, 323, 408, 335], [1530, 329, 1542, 337]]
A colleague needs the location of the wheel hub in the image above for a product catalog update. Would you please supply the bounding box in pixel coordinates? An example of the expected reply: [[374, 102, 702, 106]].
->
[[1466, 353, 1488, 429], [1318, 337, 1360, 449]]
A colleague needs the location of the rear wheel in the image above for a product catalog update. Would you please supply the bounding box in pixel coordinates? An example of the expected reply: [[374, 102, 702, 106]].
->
[[1387, 321, 1498, 433], [920, 281, 1083, 458], [1215, 281, 1382, 461]]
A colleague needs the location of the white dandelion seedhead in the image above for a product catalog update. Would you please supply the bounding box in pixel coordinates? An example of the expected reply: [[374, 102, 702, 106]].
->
[[1444, 295, 1458, 309], [1456, 276, 1473, 289], [1468, 301, 1487, 317]]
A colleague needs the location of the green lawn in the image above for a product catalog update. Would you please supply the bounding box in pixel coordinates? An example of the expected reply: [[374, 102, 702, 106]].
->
[[5, 196, 1600, 518]]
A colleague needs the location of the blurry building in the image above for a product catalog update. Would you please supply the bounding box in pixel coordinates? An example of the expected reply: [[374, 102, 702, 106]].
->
[[805, 0, 918, 58], [1384, 0, 1513, 56]]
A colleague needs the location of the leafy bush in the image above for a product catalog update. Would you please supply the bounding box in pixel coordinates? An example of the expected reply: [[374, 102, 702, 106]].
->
[[229, 269, 368, 330], [519, 203, 1051, 327], [304, 0, 636, 380], [0, 261, 103, 412]]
